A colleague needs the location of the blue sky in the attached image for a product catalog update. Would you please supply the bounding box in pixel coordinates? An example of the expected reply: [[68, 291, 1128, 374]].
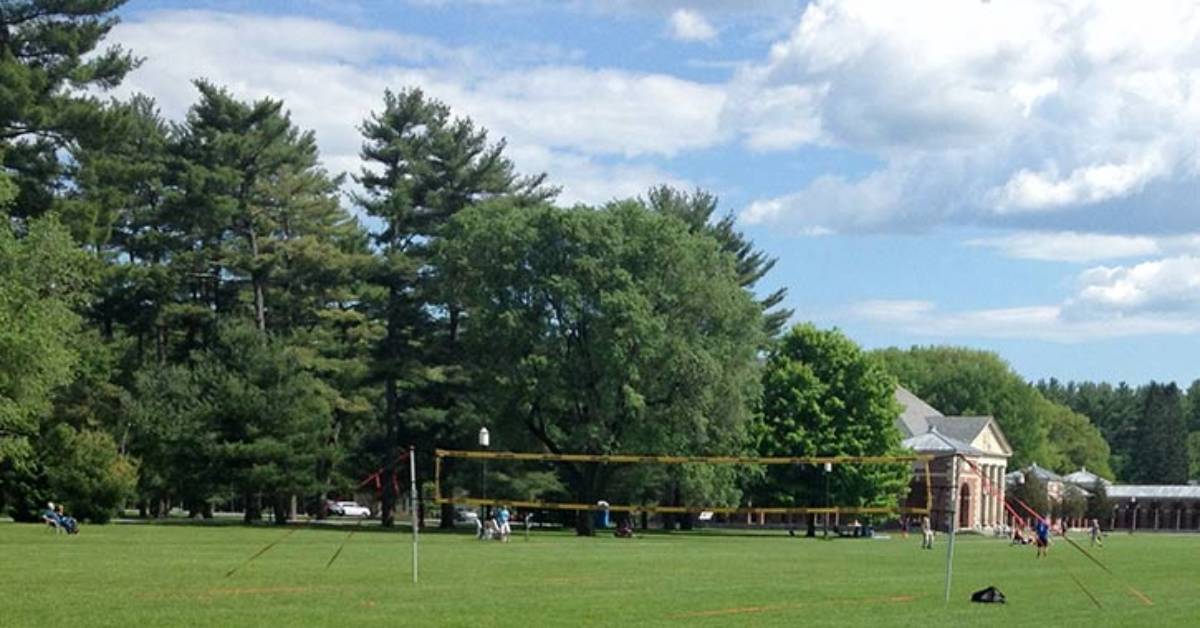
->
[[110, 0, 1200, 385]]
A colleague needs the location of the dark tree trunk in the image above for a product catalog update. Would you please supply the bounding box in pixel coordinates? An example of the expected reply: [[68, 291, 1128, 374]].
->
[[806, 513, 816, 537], [272, 497, 288, 525], [574, 465, 598, 536], [380, 290, 401, 528], [575, 508, 595, 536], [247, 222, 266, 332], [440, 502, 456, 529], [244, 493, 261, 524]]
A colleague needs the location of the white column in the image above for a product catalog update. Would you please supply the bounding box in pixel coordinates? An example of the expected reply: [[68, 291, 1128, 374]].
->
[[995, 466, 1004, 524], [984, 465, 993, 525], [991, 465, 1000, 525], [985, 465, 993, 525]]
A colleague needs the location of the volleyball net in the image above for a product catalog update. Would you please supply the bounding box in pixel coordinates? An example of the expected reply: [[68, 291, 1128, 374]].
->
[[433, 449, 934, 516]]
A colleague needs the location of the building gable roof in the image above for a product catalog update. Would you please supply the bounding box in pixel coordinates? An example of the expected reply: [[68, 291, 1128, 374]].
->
[[1024, 463, 1063, 483], [1063, 468, 1111, 487], [892, 386, 1012, 458], [925, 416, 1012, 457], [926, 416, 990, 445], [893, 386, 942, 438], [901, 427, 985, 456]]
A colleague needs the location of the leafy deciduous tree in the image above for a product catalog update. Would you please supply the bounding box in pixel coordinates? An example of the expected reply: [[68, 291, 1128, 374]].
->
[[439, 199, 766, 535], [756, 324, 910, 535]]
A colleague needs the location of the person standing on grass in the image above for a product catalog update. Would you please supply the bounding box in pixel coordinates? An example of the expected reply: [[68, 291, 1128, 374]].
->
[[920, 515, 933, 549], [496, 505, 511, 542], [1034, 517, 1051, 558], [1089, 518, 1103, 547]]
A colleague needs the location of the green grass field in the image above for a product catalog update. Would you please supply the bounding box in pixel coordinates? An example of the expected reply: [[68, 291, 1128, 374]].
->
[[1, 521, 1194, 627]]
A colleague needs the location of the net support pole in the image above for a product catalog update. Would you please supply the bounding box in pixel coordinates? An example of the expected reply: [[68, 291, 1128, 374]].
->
[[944, 455, 959, 604], [410, 445, 419, 585]]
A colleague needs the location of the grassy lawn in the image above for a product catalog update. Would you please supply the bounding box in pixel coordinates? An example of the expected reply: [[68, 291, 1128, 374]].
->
[[1, 521, 1194, 627]]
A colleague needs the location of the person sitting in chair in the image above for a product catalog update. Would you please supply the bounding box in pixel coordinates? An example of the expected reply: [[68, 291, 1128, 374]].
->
[[614, 517, 634, 538], [54, 504, 79, 535], [42, 502, 63, 533]]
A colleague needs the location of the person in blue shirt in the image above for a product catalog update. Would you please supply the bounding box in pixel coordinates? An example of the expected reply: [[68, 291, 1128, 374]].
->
[[1033, 517, 1051, 558], [496, 506, 511, 542]]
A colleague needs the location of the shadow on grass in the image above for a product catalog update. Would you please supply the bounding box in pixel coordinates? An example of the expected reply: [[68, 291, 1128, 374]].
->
[[106, 517, 882, 542], [111, 516, 488, 536]]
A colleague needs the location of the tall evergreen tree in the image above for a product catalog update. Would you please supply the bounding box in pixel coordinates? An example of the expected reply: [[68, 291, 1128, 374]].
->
[[1131, 382, 1189, 485], [169, 81, 328, 334], [354, 87, 549, 526], [1186, 379, 1200, 433], [645, 186, 791, 339], [1, 0, 139, 218]]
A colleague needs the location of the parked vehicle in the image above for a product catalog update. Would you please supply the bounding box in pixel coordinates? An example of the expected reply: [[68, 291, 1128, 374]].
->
[[329, 501, 371, 517]]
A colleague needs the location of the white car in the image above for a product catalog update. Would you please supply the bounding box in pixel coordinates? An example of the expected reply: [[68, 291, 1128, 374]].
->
[[330, 501, 372, 517], [455, 508, 479, 524]]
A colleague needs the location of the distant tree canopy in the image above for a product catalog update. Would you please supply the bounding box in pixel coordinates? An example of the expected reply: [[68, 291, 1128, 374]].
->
[[1040, 379, 1196, 483], [875, 346, 1112, 475], [1008, 470, 1049, 522], [1130, 382, 1189, 485]]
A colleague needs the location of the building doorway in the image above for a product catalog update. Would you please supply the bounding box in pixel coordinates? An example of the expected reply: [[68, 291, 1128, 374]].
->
[[959, 484, 971, 528]]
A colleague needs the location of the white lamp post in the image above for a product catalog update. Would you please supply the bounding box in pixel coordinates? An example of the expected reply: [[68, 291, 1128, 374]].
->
[[479, 427, 490, 517], [823, 461, 832, 537]]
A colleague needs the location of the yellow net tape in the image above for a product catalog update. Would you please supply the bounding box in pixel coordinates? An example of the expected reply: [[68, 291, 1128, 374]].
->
[[434, 449, 934, 515]]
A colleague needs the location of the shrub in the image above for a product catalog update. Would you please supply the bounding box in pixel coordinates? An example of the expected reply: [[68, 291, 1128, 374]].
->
[[42, 425, 138, 523]]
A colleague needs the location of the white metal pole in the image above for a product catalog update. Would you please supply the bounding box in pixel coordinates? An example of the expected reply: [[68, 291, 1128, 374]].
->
[[409, 445, 419, 585], [944, 455, 958, 604]]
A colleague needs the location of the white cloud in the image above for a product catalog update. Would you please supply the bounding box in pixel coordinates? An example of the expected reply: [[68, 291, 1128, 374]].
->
[[966, 231, 1200, 263], [108, 10, 721, 205], [967, 232, 1162, 263], [990, 155, 1169, 213], [850, 253, 1200, 341], [734, 0, 1200, 234], [1069, 256, 1200, 316], [506, 145, 691, 206], [850, 299, 1200, 343], [668, 9, 718, 42]]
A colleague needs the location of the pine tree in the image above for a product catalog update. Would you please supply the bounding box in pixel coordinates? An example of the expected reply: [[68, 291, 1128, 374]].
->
[[354, 88, 549, 526], [645, 186, 791, 339], [1132, 382, 1189, 484], [1, 0, 139, 218]]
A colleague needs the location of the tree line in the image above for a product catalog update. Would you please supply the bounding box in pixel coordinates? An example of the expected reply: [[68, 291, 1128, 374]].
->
[[1036, 379, 1197, 484], [2, 2, 1191, 534]]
